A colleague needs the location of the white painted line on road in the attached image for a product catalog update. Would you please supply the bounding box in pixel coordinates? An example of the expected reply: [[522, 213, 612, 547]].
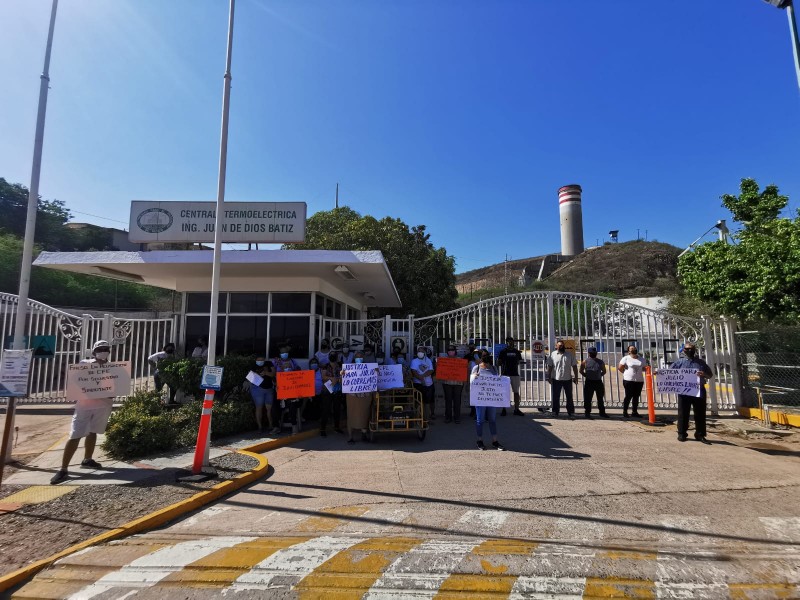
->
[[450, 509, 509, 535], [363, 540, 480, 599], [658, 515, 710, 543], [654, 581, 729, 599], [173, 505, 231, 529], [341, 506, 413, 534], [67, 536, 256, 600], [760, 516, 800, 543], [227, 535, 365, 592], [509, 575, 586, 599], [553, 516, 605, 541]]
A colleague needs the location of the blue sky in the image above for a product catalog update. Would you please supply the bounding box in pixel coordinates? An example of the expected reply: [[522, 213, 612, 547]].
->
[[1, 0, 799, 273]]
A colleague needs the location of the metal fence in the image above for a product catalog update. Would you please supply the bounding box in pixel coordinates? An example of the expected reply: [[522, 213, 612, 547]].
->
[[736, 329, 800, 408], [0, 293, 177, 403]]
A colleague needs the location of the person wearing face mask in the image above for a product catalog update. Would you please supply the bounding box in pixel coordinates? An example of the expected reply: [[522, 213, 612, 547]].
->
[[270, 345, 301, 435], [339, 343, 354, 365], [545, 340, 579, 419], [342, 351, 375, 443], [468, 349, 484, 418], [498, 337, 525, 417], [148, 342, 178, 405], [671, 343, 713, 444], [470, 354, 506, 450], [50, 340, 115, 484], [246, 355, 276, 433], [315, 340, 331, 366], [580, 347, 609, 419], [618, 345, 646, 418], [411, 345, 436, 420], [441, 345, 464, 423], [320, 352, 344, 437]]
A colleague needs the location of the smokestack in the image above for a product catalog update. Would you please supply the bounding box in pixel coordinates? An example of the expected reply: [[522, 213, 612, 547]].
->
[[558, 184, 584, 256]]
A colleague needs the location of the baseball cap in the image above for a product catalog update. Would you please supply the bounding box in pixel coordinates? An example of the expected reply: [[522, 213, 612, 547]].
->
[[587, 346, 597, 353], [92, 340, 111, 352]]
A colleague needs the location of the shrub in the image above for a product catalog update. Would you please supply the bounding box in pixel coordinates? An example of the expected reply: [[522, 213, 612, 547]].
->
[[158, 355, 255, 401]]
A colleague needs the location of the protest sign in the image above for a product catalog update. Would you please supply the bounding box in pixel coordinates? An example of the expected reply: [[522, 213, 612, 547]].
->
[[246, 371, 264, 386], [656, 368, 702, 397], [342, 362, 378, 393], [377, 364, 404, 390], [66, 361, 131, 401], [0, 350, 33, 397], [276, 370, 315, 399], [469, 374, 511, 407], [435, 357, 468, 382]]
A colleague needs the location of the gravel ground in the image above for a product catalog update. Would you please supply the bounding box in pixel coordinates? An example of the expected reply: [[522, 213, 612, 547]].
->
[[0, 452, 260, 578]]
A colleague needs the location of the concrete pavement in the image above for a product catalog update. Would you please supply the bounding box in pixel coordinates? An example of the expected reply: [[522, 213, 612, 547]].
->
[[11, 412, 800, 598]]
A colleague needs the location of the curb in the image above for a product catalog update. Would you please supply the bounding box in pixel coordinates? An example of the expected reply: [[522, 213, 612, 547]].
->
[[739, 407, 800, 429], [0, 429, 317, 594]]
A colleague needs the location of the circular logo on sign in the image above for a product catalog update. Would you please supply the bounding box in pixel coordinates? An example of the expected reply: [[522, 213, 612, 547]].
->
[[136, 208, 173, 233]]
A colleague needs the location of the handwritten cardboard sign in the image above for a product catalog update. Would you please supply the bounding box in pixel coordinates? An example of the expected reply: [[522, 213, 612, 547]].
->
[[276, 370, 315, 400], [435, 357, 468, 382], [342, 362, 378, 393], [656, 368, 702, 398], [377, 364, 404, 390], [66, 361, 131, 401], [469, 374, 511, 407]]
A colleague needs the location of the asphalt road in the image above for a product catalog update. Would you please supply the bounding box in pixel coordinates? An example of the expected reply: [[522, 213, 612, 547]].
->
[[13, 413, 800, 598]]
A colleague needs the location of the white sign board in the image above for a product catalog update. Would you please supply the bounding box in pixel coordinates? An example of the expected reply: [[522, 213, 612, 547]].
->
[[0, 350, 33, 397], [656, 368, 702, 398], [469, 374, 511, 407], [342, 362, 378, 394], [377, 364, 404, 391], [66, 361, 132, 400], [129, 201, 307, 243], [201, 365, 224, 390]]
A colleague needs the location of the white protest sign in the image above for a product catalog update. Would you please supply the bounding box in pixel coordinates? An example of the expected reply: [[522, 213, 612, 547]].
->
[[656, 368, 702, 398], [66, 361, 132, 401], [0, 350, 33, 397], [469, 374, 511, 407], [377, 364, 404, 390], [342, 362, 378, 394]]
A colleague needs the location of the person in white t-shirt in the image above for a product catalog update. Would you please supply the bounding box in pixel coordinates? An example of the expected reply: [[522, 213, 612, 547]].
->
[[410, 345, 436, 420], [618, 345, 646, 418], [50, 340, 115, 484]]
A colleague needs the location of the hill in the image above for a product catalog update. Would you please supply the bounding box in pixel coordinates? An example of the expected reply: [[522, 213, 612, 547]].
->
[[456, 241, 682, 299]]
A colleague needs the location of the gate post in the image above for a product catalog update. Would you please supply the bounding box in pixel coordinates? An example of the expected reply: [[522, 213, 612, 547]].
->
[[80, 314, 92, 355], [701, 315, 719, 416], [408, 314, 415, 358], [383, 315, 392, 359], [546, 292, 556, 351], [102, 313, 114, 344], [725, 316, 744, 409]]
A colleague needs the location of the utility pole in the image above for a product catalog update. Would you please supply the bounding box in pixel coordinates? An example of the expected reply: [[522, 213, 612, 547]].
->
[[335, 183, 339, 209], [504, 254, 509, 295]]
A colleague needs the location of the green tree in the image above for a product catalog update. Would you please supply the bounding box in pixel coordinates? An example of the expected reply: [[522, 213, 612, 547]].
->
[[678, 179, 800, 324], [284, 207, 458, 317], [0, 177, 77, 250]]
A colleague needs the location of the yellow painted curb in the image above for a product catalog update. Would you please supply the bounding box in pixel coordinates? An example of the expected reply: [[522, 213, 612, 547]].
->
[[739, 407, 800, 428], [244, 428, 319, 454], [0, 448, 269, 593]]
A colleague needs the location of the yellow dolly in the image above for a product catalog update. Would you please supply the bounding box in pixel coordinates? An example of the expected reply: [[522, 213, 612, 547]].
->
[[368, 387, 428, 442]]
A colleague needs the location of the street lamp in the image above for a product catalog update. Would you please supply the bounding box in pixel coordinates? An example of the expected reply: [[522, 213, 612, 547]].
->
[[678, 220, 730, 257], [762, 0, 800, 93]]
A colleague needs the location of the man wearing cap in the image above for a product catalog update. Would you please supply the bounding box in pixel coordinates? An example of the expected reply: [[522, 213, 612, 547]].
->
[[50, 340, 115, 484], [670, 342, 713, 444], [410, 345, 436, 420], [580, 347, 609, 419], [498, 337, 525, 416]]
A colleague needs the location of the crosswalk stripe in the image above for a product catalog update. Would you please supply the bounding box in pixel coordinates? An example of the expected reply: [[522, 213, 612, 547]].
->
[[294, 536, 423, 598], [553, 516, 605, 541], [296, 505, 370, 532], [364, 540, 481, 599], [508, 575, 585, 599], [449, 509, 510, 536], [659, 515, 711, 543], [66, 536, 256, 600], [159, 536, 311, 587], [341, 506, 414, 534], [228, 535, 365, 591], [759, 516, 800, 543]]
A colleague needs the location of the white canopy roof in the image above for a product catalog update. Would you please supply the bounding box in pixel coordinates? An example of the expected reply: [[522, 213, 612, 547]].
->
[[33, 249, 402, 309]]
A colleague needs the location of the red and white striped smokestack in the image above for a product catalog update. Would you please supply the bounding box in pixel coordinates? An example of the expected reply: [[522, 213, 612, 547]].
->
[[558, 184, 584, 256]]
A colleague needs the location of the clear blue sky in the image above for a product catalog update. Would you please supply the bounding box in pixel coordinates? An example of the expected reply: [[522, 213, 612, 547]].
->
[[2, 0, 799, 273]]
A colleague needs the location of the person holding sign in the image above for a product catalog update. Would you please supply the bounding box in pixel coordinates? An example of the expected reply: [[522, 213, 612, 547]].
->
[[50, 340, 115, 484], [618, 345, 646, 419], [411, 345, 436, 420], [671, 342, 713, 444], [439, 345, 466, 424], [270, 345, 301, 435], [247, 355, 275, 433], [498, 337, 525, 417], [470, 354, 506, 450], [546, 340, 579, 418], [320, 352, 344, 437], [342, 351, 376, 444]]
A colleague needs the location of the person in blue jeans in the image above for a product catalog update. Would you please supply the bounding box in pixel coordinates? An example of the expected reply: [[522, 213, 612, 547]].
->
[[470, 354, 506, 451]]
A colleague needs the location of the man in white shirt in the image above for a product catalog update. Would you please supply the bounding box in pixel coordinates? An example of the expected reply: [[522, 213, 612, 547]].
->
[[545, 340, 579, 418], [410, 345, 436, 420]]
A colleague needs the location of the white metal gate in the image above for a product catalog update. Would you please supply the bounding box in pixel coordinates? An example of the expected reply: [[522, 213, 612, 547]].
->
[[0, 293, 177, 403]]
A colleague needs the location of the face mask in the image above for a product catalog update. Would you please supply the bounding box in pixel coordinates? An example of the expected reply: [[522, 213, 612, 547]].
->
[[448, 350, 456, 356], [417, 352, 425, 359], [355, 357, 363, 364], [95, 352, 110, 361], [311, 364, 319, 370], [398, 357, 405, 364], [474, 354, 480, 360], [280, 353, 289, 360], [255, 360, 265, 367]]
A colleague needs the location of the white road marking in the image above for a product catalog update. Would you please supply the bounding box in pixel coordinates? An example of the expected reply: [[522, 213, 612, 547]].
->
[[341, 506, 413, 533], [174, 505, 231, 529], [509, 575, 586, 599], [450, 509, 509, 535], [226, 535, 364, 592], [553, 516, 605, 541], [760, 516, 800, 543], [658, 515, 710, 543], [67, 536, 256, 600], [363, 540, 480, 599]]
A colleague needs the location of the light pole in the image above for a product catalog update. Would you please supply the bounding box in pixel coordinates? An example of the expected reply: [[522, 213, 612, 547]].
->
[[763, 0, 800, 93]]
